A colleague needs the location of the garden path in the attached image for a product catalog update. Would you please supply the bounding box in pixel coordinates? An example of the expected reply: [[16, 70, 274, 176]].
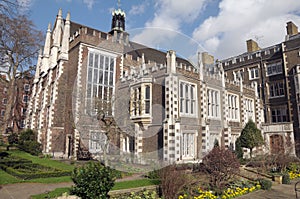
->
[[0, 173, 144, 199]]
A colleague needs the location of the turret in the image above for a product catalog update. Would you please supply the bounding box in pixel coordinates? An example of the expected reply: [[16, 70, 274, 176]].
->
[[59, 11, 70, 60], [109, 1, 126, 34], [41, 23, 51, 73], [50, 8, 63, 67]]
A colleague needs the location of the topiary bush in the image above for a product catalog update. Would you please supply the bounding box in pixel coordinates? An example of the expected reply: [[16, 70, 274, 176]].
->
[[257, 178, 272, 190], [18, 129, 42, 156], [282, 173, 291, 184], [70, 161, 116, 199]]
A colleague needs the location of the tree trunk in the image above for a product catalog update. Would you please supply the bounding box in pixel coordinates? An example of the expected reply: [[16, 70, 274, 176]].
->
[[2, 77, 16, 134]]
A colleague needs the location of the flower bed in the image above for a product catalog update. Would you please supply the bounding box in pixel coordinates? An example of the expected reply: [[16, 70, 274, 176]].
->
[[289, 171, 300, 180], [178, 183, 261, 199]]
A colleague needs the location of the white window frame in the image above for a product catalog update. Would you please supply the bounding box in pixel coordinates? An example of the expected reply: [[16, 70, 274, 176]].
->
[[249, 67, 259, 80], [179, 81, 197, 117], [269, 82, 285, 98], [21, 108, 27, 116], [23, 95, 29, 103], [86, 49, 117, 116], [1, 109, 4, 117], [271, 107, 288, 123], [266, 62, 283, 76], [20, 120, 25, 128], [24, 84, 30, 92], [181, 131, 197, 159], [207, 88, 220, 119], [2, 98, 7, 105], [89, 131, 107, 153], [130, 84, 152, 117], [228, 93, 239, 121], [244, 98, 255, 122]]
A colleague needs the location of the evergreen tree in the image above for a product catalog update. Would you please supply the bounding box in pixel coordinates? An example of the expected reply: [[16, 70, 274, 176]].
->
[[239, 119, 264, 158]]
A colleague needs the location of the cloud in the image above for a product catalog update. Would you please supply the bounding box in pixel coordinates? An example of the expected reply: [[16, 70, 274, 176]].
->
[[129, 3, 146, 15], [192, 0, 300, 59], [131, 0, 208, 56], [83, 0, 94, 10]]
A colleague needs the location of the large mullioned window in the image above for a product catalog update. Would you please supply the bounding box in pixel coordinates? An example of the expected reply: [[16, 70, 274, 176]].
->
[[228, 94, 239, 120], [181, 132, 196, 159], [269, 82, 285, 98], [207, 89, 220, 118], [86, 51, 115, 116], [266, 62, 283, 76], [180, 82, 196, 116], [130, 84, 151, 116]]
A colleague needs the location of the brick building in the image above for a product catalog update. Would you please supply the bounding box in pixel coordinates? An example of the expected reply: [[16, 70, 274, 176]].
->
[[27, 7, 269, 165], [219, 21, 300, 156], [0, 73, 32, 137]]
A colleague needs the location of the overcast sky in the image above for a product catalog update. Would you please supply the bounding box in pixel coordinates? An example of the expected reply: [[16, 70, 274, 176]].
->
[[17, 0, 300, 61]]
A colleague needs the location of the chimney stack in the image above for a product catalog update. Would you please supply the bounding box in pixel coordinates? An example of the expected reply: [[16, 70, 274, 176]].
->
[[286, 21, 298, 36], [246, 39, 260, 53]]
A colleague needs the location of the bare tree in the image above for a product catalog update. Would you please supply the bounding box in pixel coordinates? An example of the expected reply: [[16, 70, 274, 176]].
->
[[0, 0, 18, 16], [202, 146, 240, 192], [0, 13, 43, 133]]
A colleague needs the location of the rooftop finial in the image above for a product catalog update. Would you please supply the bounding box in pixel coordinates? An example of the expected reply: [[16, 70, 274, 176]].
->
[[117, 0, 121, 9]]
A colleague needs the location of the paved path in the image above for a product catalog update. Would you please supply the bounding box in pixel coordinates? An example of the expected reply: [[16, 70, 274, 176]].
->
[[237, 180, 298, 199], [0, 182, 74, 199], [1, 176, 299, 199], [0, 173, 145, 199]]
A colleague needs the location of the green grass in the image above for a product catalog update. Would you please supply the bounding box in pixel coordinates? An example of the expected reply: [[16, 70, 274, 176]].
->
[[8, 150, 75, 171], [0, 169, 21, 184], [112, 179, 160, 190], [31, 179, 161, 198], [30, 187, 71, 199], [0, 150, 75, 184]]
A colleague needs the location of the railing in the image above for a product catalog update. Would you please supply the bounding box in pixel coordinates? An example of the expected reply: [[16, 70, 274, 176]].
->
[[262, 122, 293, 132]]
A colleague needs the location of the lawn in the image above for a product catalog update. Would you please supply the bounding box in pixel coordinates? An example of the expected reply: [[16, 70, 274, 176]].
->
[[31, 178, 161, 199], [7, 150, 75, 171], [0, 150, 75, 184]]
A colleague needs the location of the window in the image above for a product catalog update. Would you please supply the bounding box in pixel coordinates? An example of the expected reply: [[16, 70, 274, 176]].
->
[[182, 132, 196, 158], [207, 89, 220, 118], [271, 107, 288, 123], [269, 82, 285, 98], [89, 131, 107, 152], [3, 98, 7, 105], [145, 85, 151, 114], [3, 87, 7, 94], [23, 95, 29, 103], [266, 62, 283, 76], [179, 82, 197, 116], [244, 98, 254, 122], [249, 67, 259, 80], [130, 84, 151, 116], [228, 94, 239, 120], [86, 51, 115, 116], [24, 84, 30, 91], [20, 120, 25, 128], [21, 108, 27, 116], [1, 109, 4, 117]]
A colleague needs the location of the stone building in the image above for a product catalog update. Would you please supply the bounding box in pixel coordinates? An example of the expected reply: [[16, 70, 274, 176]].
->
[[26, 7, 263, 164], [219, 21, 300, 156], [0, 73, 32, 136]]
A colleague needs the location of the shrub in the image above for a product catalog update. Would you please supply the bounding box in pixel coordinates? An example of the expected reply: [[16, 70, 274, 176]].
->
[[282, 173, 291, 184], [146, 169, 159, 179], [18, 129, 42, 156], [8, 133, 18, 145], [159, 165, 188, 199], [70, 162, 116, 199], [202, 146, 240, 191], [257, 178, 272, 190], [19, 140, 42, 156]]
